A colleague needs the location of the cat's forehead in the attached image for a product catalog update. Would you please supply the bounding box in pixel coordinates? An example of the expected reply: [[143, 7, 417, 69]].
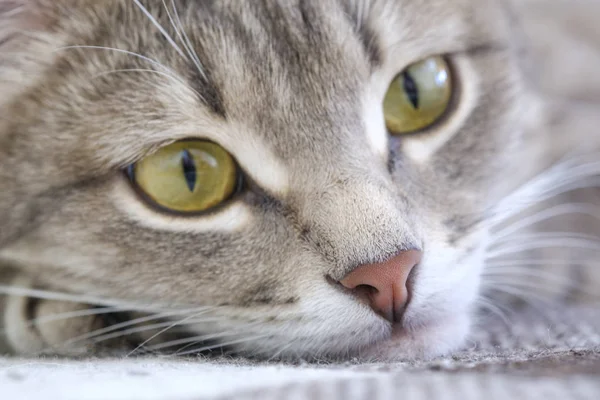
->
[[20, 0, 515, 194], [163, 0, 511, 120], [141, 0, 513, 185], [115, 2, 506, 141]]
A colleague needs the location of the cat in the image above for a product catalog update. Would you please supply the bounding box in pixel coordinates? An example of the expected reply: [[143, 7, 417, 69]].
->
[[0, 0, 599, 360]]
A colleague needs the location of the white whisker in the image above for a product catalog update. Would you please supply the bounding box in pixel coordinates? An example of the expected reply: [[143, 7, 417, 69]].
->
[[539, 178, 600, 199], [0, 285, 160, 312], [483, 273, 575, 289], [483, 275, 575, 294], [491, 231, 600, 247], [491, 204, 600, 243], [486, 238, 600, 259], [84, 320, 182, 349], [490, 154, 600, 227], [147, 321, 264, 353], [92, 68, 181, 83], [60, 310, 196, 348], [164, 0, 207, 80], [483, 284, 588, 308], [125, 310, 218, 357], [483, 267, 576, 281], [483, 286, 556, 311], [172, 340, 204, 355], [476, 296, 512, 327], [265, 339, 300, 362], [132, 0, 186, 59], [55, 45, 175, 75], [174, 334, 272, 357], [0, 306, 118, 337], [484, 272, 600, 300], [485, 259, 600, 267], [90, 68, 205, 103]]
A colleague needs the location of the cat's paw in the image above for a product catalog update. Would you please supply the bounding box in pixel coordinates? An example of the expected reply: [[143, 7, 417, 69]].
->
[[2, 276, 132, 356]]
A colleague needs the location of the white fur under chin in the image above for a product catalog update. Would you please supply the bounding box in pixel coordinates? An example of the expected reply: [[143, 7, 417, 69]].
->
[[361, 314, 472, 361]]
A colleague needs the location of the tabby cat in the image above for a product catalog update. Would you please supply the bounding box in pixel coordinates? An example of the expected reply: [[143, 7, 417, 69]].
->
[[0, 0, 599, 360]]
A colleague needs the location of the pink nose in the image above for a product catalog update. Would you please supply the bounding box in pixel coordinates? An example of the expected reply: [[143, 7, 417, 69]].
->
[[340, 250, 422, 323]]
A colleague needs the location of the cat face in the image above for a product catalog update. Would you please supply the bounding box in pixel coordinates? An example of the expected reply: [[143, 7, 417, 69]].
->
[[0, 0, 539, 359]]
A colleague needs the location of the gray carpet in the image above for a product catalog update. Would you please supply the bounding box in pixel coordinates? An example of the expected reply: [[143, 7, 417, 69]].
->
[[1, 304, 599, 400]]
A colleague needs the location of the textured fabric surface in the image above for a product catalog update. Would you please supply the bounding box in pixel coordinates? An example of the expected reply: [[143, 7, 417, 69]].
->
[[1, 304, 599, 400]]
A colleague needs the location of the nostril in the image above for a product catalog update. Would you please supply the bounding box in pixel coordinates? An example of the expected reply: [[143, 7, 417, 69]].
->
[[405, 259, 418, 294], [348, 284, 394, 321], [352, 284, 379, 304], [337, 249, 422, 323]]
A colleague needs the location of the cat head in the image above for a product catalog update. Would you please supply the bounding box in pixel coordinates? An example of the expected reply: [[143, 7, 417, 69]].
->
[[0, 0, 547, 359]]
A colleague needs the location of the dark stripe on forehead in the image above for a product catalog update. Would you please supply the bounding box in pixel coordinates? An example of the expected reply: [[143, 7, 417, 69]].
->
[[189, 66, 227, 118], [178, 3, 227, 118], [357, 24, 382, 68], [247, 0, 321, 60], [143, 0, 227, 118], [337, 0, 382, 68]]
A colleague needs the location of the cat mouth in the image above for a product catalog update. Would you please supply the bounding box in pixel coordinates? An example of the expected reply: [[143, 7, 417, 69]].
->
[[390, 319, 426, 339], [363, 314, 471, 361]]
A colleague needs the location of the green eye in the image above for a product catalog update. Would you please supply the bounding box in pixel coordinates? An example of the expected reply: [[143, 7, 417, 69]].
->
[[130, 140, 239, 213], [383, 56, 453, 134]]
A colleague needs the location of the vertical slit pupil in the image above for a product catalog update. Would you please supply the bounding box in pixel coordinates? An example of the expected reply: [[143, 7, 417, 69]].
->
[[181, 149, 197, 192], [403, 72, 419, 109]]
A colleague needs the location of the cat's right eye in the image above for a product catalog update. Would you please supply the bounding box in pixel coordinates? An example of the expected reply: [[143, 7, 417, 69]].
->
[[383, 56, 453, 135], [128, 140, 240, 214]]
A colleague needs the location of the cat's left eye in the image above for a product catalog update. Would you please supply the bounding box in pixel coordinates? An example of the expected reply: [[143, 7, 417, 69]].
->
[[128, 140, 240, 214], [383, 56, 453, 135]]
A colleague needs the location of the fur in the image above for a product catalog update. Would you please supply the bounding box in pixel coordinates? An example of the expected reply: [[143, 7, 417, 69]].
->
[[0, 0, 598, 360]]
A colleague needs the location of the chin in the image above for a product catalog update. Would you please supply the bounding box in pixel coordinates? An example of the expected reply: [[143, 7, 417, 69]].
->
[[359, 313, 472, 362]]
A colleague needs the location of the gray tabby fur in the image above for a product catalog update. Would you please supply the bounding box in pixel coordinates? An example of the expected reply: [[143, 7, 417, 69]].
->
[[0, 0, 598, 360]]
